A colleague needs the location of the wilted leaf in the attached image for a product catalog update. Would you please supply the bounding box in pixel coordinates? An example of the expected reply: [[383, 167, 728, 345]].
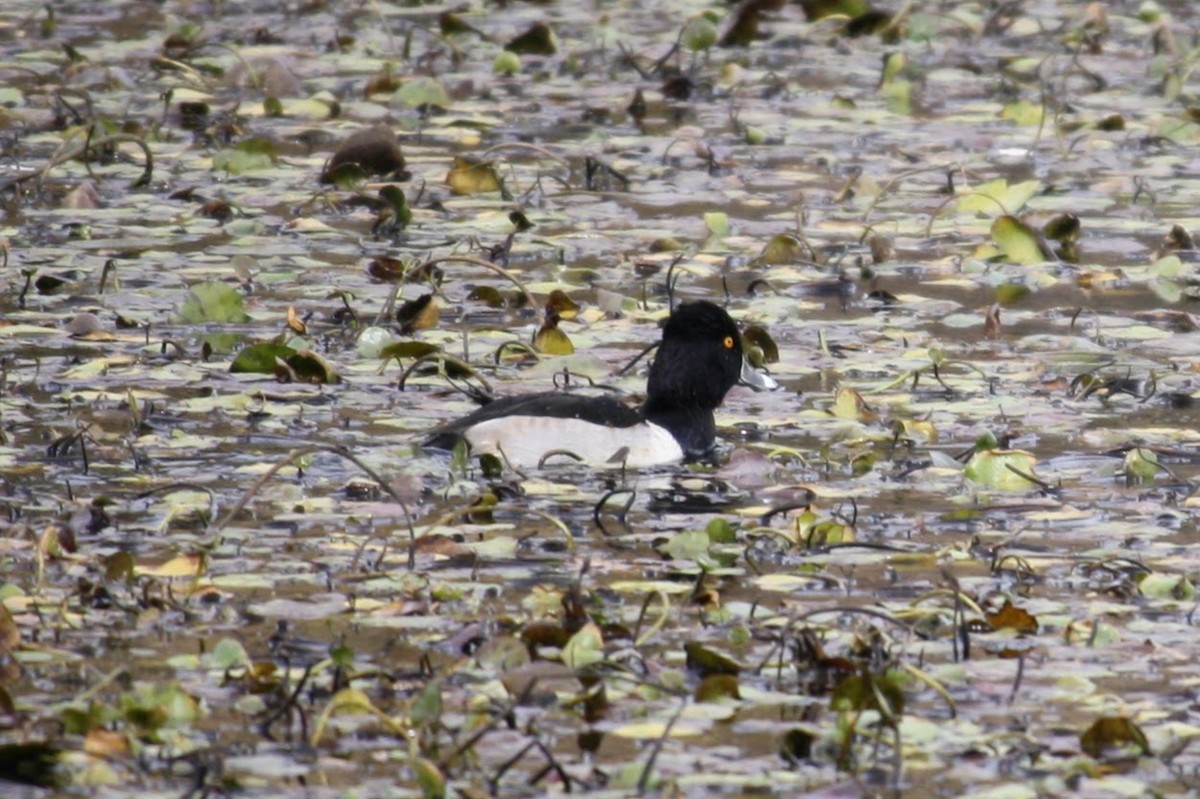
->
[[545, 289, 579, 320], [757, 233, 804, 265], [506, 22, 556, 55], [284, 349, 340, 384], [1080, 717, 1151, 758], [742, 325, 779, 364], [684, 642, 741, 676], [320, 124, 405, 183], [446, 157, 501, 195], [985, 600, 1039, 634], [397, 294, 439, 333], [695, 673, 740, 701]]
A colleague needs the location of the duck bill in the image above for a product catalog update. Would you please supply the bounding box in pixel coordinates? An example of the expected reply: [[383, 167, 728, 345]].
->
[[739, 357, 778, 391]]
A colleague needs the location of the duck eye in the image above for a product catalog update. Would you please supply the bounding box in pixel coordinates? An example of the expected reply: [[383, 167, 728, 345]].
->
[[723, 336, 735, 349]]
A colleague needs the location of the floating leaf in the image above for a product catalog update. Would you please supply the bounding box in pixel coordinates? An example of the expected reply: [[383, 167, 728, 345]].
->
[[991, 215, 1046, 265], [957, 179, 1041, 215], [230, 342, 297, 374], [1137, 572, 1194, 601], [562, 622, 604, 670], [994, 283, 1030, 305], [212, 139, 277, 174], [321, 161, 368, 189], [177, 282, 251, 324], [380, 341, 441, 361], [660, 530, 711, 561], [704, 517, 736, 544], [138, 553, 205, 578], [208, 638, 250, 670], [964, 449, 1039, 491], [682, 16, 718, 52], [704, 211, 731, 239], [1148, 254, 1184, 279], [831, 387, 873, 422], [494, 51, 521, 75], [394, 76, 450, 109], [1001, 99, 1046, 126], [1123, 447, 1159, 483]]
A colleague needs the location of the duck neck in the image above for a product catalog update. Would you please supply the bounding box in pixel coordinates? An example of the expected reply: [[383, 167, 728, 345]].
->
[[643, 401, 716, 458]]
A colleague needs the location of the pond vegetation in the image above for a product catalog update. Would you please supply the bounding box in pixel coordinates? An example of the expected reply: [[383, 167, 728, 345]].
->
[[3, 0, 1200, 796]]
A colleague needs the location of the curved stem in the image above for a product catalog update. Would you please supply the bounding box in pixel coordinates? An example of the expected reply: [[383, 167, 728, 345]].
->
[[421, 254, 537, 309]]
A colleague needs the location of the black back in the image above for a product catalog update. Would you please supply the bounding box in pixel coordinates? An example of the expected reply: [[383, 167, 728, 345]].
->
[[425, 300, 749, 458]]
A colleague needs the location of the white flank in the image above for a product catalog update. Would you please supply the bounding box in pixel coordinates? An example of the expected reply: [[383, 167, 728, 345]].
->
[[464, 416, 684, 468]]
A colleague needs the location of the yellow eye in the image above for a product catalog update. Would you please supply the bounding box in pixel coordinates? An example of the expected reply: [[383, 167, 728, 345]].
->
[[723, 336, 735, 349]]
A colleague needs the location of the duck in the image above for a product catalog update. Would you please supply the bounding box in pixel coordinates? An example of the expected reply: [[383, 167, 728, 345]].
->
[[424, 300, 778, 468]]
